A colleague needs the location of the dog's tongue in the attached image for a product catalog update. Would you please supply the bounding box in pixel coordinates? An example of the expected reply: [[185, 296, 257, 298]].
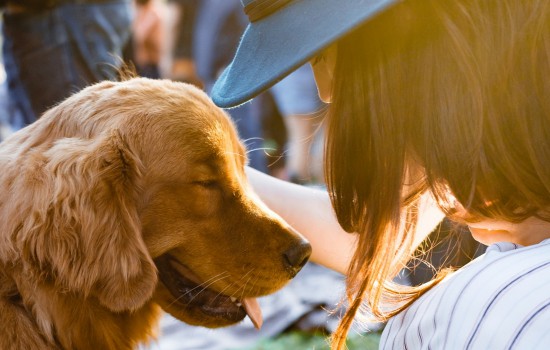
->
[[242, 298, 263, 330]]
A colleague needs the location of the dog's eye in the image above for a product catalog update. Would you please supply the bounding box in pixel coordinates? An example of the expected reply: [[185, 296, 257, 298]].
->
[[194, 180, 218, 188]]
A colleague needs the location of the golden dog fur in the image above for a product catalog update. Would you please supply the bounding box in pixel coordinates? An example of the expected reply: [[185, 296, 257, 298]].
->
[[0, 78, 310, 349]]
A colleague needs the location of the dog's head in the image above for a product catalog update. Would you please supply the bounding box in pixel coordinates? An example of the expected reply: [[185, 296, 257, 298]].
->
[[1, 78, 310, 329], [128, 79, 311, 328]]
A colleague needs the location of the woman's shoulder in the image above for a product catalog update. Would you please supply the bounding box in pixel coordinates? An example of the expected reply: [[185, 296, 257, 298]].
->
[[380, 239, 550, 349]]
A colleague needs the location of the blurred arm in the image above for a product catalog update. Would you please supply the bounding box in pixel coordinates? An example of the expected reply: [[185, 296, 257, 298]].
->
[[246, 167, 445, 275]]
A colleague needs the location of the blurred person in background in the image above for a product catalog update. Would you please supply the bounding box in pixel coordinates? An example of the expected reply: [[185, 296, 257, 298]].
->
[[0, 0, 132, 129], [270, 64, 326, 185], [191, 0, 268, 173], [131, 0, 166, 79], [165, 0, 202, 87], [0, 79, 13, 142], [169, 0, 325, 181], [0, 33, 15, 142]]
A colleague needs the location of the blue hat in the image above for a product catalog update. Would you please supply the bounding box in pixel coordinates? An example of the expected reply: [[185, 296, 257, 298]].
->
[[211, 0, 398, 108]]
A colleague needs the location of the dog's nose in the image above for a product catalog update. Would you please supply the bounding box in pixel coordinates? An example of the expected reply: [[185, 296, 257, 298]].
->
[[283, 240, 312, 277]]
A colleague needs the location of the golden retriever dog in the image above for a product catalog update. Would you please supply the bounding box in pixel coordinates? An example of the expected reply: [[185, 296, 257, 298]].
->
[[0, 78, 311, 349]]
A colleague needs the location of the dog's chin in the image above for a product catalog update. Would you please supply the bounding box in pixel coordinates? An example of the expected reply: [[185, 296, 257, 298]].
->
[[153, 254, 249, 328]]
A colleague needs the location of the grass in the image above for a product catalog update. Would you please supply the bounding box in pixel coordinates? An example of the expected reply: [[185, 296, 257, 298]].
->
[[240, 331, 381, 350]]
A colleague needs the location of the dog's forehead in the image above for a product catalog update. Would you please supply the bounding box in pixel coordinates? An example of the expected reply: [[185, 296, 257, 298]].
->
[[149, 111, 246, 179], [101, 79, 248, 172]]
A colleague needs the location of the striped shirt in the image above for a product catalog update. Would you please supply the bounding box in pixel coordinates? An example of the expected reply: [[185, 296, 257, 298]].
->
[[380, 238, 550, 349]]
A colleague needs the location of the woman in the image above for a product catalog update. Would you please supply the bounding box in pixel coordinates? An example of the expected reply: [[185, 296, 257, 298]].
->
[[212, 0, 550, 348]]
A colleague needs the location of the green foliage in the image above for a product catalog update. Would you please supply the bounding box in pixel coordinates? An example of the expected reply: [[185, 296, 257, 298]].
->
[[238, 331, 381, 350]]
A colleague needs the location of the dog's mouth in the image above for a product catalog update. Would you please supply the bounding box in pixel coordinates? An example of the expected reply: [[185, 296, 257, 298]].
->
[[154, 254, 263, 329]]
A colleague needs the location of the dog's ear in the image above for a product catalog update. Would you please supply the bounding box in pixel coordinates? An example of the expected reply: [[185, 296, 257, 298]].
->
[[16, 129, 156, 312]]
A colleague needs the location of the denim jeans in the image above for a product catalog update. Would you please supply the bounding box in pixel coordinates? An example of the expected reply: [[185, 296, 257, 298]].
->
[[2, 0, 132, 128]]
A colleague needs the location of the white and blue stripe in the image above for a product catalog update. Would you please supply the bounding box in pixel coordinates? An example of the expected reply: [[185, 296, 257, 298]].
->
[[381, 239, 550, 349]]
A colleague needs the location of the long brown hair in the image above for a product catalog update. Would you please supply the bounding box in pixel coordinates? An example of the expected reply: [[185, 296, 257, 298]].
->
[[325, 0, 550, 348]]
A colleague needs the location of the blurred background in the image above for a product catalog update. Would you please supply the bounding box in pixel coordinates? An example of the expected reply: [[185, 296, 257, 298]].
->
[[0, 23, 14, 142]]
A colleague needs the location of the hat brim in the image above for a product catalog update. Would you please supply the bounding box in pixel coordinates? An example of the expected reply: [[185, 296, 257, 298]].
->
[[211, 0, 398, 108]]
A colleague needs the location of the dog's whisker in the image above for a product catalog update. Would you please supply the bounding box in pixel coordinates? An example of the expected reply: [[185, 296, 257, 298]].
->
[[245, 147, 275, 155], [186, 273, 232, 304], [194, 271, 231, 289], [229, 274, 250, 301], [231, 268, 256, 296], [242, 137, 264, 146], [166, 272, 230, 308], [190, 259, 260, 305], [237, 273, 255, 302], [210, 267, 256, 303], [241, 277, 254, 301], [168, 275, 229, 308], [250, 279, 262, 297], [186, 272, 229, 295], [237, 267, 255, 282], [212, 279, 240, 303], [266, 152, 287, 167]]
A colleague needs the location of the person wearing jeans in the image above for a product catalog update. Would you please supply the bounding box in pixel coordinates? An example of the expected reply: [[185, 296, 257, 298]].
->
[[1, 0, 132, 128]]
